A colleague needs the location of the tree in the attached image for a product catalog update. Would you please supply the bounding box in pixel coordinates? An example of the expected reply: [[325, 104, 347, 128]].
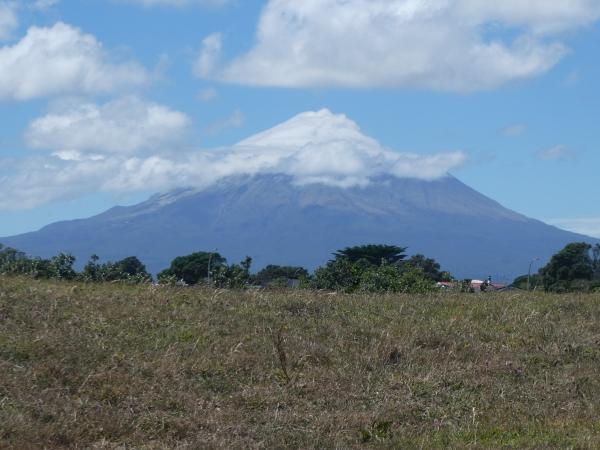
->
[[212, 257, 253, 289], [255, 265, 310, 286], [50, 253, 77, 280], [359, 263, 404, 293], [333, 244, 407, 266], [402, 254, 445, 281], [82, 255, 151, 283], [82, 254, 102, 281], [540, 242, 595, 292], [311, 258, 362, 293], [158, 251, 226, 285], [116, 256, 150, 278]]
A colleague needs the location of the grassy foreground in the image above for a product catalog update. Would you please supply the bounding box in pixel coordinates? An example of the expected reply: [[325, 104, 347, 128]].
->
[[2, 277, 600, 449]]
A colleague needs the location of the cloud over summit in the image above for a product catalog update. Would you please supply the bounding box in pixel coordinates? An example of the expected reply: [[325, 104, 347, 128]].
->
[[1, 109, 467, 210]]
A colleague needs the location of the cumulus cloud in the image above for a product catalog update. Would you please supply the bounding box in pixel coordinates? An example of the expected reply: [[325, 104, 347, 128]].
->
[[197, 0, 600, 91], [26, 97, 191, 155], [0, 22, 148, 101], [537, 145, 577, 161], [0, 2, 18, 41], [1, 109, 467, 210]]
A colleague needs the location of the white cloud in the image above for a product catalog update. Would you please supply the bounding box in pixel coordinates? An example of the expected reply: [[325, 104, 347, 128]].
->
[[537, 145, 577, 161], [197, 0, 600, 91], [194, 33, 222, 78], [455, 1, 600, 34], [501, 123, 528, 137], [30, 0, 60, 11], [2, 109, 467, 209], [0, 156, 117, 210], [548, 218, 600, 238], [26, 97, 191, 155], [0, 22, 148, 101], [0, 2, 18, 41]]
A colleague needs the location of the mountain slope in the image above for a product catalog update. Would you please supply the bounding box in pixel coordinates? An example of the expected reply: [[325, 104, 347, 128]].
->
[[1, 173, 593, 280], [1, 109, 595, 280]]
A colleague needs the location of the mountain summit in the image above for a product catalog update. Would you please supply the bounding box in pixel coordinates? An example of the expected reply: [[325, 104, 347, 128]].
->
[[236, 109, 378, 149], [200, 109, 467, 189], [1, 111, 594, 280]]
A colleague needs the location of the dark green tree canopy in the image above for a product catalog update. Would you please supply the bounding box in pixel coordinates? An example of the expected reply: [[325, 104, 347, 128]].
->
[[255, 265, 309, 285], [116, 256, 149, 277], [83, 255, 152, 282], [312, 258, 362, 293], [402, 254, 445, 281], [158, 251, 226, 285], [333, 244, 407, 266], [540, 242, 596, 292]]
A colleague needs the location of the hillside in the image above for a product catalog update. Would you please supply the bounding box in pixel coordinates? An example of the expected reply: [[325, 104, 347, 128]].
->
[[2, 277, 600, 448]]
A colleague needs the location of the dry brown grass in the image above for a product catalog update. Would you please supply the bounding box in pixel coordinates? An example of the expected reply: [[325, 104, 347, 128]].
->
[[2, 276, 600, 449]]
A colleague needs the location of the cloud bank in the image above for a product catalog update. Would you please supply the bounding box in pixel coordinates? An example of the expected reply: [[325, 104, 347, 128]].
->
[[0, 109, 466, 210], [0, 22, 148, 101], [197, 0, 600, 91]]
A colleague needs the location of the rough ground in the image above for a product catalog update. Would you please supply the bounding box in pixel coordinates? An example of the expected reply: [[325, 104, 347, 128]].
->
[[2, 277, 600, 449]]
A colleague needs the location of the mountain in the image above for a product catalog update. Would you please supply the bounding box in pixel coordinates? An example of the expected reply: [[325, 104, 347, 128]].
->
[[1, 110, 595, 281]]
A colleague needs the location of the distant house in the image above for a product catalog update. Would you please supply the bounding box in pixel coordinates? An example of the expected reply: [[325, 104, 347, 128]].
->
[[470, 278, 506, 292]]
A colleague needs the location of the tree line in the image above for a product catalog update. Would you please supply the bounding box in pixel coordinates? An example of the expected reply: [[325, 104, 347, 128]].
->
[[0, 243, 449, 294], [513, 242, 600, 292], [3, 241, 599, 293]]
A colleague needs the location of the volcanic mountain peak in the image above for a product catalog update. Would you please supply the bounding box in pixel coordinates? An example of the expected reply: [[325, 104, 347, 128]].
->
[[235, 109, 379, 150], [1, 111, 596, 280]]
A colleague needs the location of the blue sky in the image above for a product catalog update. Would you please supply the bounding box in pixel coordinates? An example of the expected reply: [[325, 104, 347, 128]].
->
[[1, 0, 600, 237]]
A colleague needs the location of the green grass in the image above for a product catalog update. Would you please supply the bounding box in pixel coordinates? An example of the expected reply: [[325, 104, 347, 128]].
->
[[2, 276, 600, 449]]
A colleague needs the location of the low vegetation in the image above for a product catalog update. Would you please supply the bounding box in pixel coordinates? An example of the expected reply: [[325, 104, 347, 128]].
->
[[2, 277, 600, 448], [0, 244, 442, 294]]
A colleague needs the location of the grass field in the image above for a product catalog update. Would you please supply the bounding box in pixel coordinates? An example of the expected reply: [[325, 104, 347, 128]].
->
[[2, 276, 600, 449]]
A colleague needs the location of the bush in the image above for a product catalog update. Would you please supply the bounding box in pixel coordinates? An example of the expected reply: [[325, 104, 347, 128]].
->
[[311, 258, 362, 293], [312, 259, 436, 294]]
